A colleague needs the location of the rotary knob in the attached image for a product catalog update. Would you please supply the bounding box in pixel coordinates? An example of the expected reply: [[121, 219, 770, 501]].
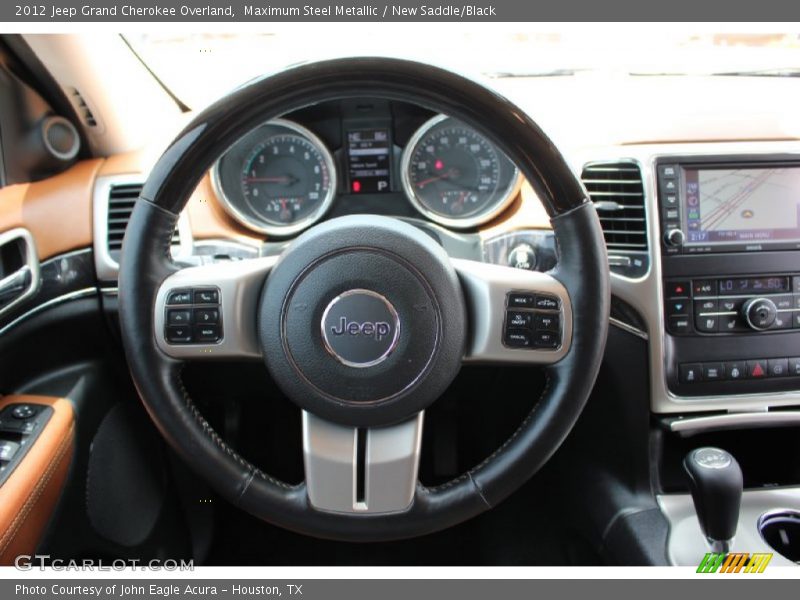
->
[[742, 297, 777, 331], [664, 228, 685, 247]]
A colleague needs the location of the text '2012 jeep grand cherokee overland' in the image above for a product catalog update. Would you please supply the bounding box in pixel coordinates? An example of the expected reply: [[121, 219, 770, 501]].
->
[[0, 31, 799, 567]]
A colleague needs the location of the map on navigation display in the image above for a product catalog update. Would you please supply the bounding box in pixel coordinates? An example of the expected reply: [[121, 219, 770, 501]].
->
[[683, 167, 800, 244]]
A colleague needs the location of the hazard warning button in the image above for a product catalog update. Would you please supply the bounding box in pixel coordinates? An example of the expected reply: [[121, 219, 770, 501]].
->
[[747, 359, 768, 379]]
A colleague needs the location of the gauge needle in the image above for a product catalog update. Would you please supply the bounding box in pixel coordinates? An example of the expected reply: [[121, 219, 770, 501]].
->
[[245, 175, 299, 185], [416, 168, 459, 189]]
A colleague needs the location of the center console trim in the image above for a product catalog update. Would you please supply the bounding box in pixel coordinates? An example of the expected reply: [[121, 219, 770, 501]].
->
[[572, 141, 800, 414]]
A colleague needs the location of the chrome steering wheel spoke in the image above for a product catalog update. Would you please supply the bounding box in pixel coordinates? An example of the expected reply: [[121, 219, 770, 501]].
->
[[153, 255, 278, 360], [303, 411, 423, 514]]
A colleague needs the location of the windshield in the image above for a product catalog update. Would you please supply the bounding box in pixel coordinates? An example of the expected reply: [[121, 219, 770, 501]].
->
[[125, 29, 800, 110]]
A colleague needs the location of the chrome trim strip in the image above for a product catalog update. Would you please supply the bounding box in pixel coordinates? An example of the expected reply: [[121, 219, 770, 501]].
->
[[303, 411, 423, 514], [211, 118, 338, 237], [609, 316, 648, 340], [0, 287, 96, 337], [400, 114, 522, 230], [93, 174, 193, 281], [0, 228, 40, 320], [669, 411, 800, 435]]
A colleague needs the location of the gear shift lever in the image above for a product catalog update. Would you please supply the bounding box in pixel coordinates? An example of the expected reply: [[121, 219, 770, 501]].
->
[[683, 447, 743, 552]]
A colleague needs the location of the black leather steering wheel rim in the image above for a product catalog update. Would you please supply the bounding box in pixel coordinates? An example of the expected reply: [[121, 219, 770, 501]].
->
[[118, 57, 610, 541]]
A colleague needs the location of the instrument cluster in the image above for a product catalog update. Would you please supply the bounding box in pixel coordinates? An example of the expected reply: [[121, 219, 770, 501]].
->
[[212, 101, 521, 236]]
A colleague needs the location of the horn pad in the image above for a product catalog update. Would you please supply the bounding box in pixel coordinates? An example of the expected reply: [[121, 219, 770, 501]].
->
[[258, 215, 466, 428]]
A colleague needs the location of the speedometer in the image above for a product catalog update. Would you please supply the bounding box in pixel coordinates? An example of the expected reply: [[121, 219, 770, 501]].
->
[[213, 119, 336, 236], [401, 115, 520, 228]]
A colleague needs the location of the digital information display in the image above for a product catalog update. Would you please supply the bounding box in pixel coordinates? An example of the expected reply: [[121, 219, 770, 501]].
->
[[717, 276, 790, 295], [682, 166, 800, 246], [346, 129, 391, 193]]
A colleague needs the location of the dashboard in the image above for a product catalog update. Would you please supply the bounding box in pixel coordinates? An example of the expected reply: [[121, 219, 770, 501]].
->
[[210, 99, 520, 236]]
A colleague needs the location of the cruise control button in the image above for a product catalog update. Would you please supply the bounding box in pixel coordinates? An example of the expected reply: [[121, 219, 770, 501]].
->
[[747, 359, 768, 379], [508, 293, 536, 309], [166, 326, 192, 344], [534, 313, 559, 331], [167, 309, 191, 326], [679, 363, 703, 383], [725, 361, 745, 380], [534, 295, 560, 310], [505, 329, 532, 348], [167, 289, 192, 305], [194, 325, 221, 343], [194, 308, 220, 324], [194, 289, 219, 304], [703, 363, 725, 381], [768, 358, 789, 377], [507, 311, 532, 329], [532, 330, 559, 348]]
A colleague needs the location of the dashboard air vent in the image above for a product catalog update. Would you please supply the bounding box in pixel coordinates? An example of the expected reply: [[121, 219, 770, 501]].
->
[[581, 162, 647, 251], [106, 183, 180, 253]]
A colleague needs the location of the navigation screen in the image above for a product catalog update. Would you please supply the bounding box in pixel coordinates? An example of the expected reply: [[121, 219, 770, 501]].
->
[[683, 167, 800, 246], [346, 129, 391, 193]]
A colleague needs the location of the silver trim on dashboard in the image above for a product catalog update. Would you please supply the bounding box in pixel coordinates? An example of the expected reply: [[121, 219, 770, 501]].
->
[[400, 114, 522, 229], [574, 142, 800, 414], [211, 118, 338, 237], [0, 287, 96, 337], [0, 228, 41, 320], [93, 174, 193, 281], [668, 411, 800, 435]]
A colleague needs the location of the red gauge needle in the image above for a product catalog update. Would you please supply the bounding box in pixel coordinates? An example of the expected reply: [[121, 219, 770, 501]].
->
[[416, 168, 458, 189], [244, 175, 298, 185]]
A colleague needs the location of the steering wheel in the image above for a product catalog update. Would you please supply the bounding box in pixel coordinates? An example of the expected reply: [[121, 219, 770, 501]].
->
[[118, 57, 609, 541]]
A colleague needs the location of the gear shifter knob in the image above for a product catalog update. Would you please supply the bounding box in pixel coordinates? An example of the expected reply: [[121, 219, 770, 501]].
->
[[683, 447, 743, 552]]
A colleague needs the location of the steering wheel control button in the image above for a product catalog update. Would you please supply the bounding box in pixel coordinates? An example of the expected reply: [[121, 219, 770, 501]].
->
[[321, 290, 401, 368], [166, 289, 192, 305], [507, 311, 532, 328], [508, 292, 536, 308], [167, 309, 191, 325], [534, 294, 560, 310], [534, 314, 559, 332], [195, 325, 221, 343], [532, 330, 559, 348], [166, 325, 193, 344], [194, 308, 219, 324], [193, 288, 220, 304], [504, 329, 532, 348], [11, 405, 37, 420]]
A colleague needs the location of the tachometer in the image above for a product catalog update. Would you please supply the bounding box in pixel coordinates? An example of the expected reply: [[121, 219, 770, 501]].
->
[[213, 119, 336, 236], [401, 115, 520, 228]]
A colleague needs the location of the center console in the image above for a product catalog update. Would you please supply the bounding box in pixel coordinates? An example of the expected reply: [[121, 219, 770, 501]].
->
[[657, 155, 800, 399]]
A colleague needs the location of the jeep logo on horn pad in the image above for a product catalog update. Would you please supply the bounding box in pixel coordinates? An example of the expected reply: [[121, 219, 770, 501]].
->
[[321, 289, 400, 368]]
